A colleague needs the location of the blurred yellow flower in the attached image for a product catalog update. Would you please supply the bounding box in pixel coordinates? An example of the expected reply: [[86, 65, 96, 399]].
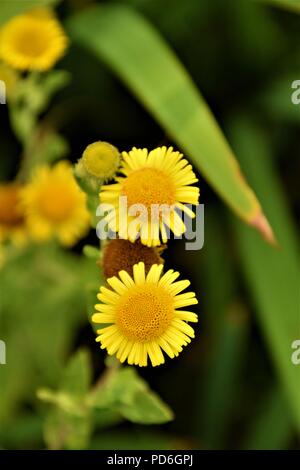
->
[[92, 261, 198, 367], [0, 62, 19, 98], [100, 146, 200, 247], [0, 8, 68, 71], [21, 161, 90, 246], [0, 182, 27, 245]]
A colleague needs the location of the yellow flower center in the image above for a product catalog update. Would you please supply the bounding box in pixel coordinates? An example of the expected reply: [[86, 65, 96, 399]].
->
[[13, 24, 50, 58], [38, 183, 75, 222], [116, 284, 174, 342], [0, 185, 24, 227], [121, 168, 176, 209], [82, 141, 120, 179]]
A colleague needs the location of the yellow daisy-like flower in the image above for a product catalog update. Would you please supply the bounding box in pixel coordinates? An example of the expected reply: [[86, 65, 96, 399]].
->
[[0, 8, 68, 71], [0, 182, 27, 245], [100, 146, 199, 247], [21, 161, 90, 246], [92, 262, 198, 367]]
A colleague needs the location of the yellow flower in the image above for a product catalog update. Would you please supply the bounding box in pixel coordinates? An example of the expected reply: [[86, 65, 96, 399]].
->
[[92, 261, 198, 367], [0, 8, 68, 71], [0, 62, 19, 98], [100, 146, 199, 247], [21, 161, 90, 246], [0, 182, 28, 245]]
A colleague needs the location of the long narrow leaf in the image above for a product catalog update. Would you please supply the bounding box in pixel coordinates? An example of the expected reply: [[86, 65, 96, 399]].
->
[[67, 4, 275, 242], [228, 116, 300, 432], [242, 386, 294, 449]]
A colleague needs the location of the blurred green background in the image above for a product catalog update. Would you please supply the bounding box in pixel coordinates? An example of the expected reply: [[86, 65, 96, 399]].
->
[[0, 0, 299, 450]]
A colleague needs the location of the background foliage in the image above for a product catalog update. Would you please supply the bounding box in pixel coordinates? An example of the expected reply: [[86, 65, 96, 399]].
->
[[0, 0, 299, 450]]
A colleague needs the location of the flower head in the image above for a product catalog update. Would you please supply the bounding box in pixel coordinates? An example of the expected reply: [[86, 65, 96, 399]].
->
[[101, 238, 164, 279], [100, 146, 199, 247], [0, 182, 27, 245], [75, 141, 120, 191], [21, 161, 90, 246], [83, 141, 120, 180], [92, 261, 198, 367], [0, 8, 68, 71]]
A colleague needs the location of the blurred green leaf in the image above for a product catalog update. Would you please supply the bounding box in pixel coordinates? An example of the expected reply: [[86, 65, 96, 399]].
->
[[38, 349, 93, 449], [258, 74, 300, 124], [254, 0, 300, 13], [90, 430, 175, 450], [0, 0, 61, 25], [43, 407, 92, 450], [9, 71, 70, 146], [242, 386, 294, 449], [200, 209, 237, 336], [0, 413, 43, 449], [200, 304, 249, 448], [0, 245, 91, 424], [38, 349, 91, 416], [60, 349, 91, 397], [38, 388, 86, 417], [90, 367, 174, 424], [68, 4, 272, 237], [83, 245, 101, 260], [228, 116, 300, 432]]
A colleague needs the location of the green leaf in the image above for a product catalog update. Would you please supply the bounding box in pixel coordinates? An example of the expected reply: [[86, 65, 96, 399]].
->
[[9, 71, 70, 146], [201, 304, 249, 448], [253, 0, 300, 13], [37, 350, 93, 449], [60, 349, 91, 398], [119, 387, 174, 425], [90, 367, 174, 425], [37, 389, 86, 417], [0, 0, 61, 25], [258, 74, 300, 124], [228, 116, 300, 432], [242, 386, 294, 449], [37, 349, 92, 414], [83, 245, 101, 260], [67, 4, 273, 240], [43, 407, 92, 450], [0, 245, 89, 424], [90, 430, 173, 450]]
